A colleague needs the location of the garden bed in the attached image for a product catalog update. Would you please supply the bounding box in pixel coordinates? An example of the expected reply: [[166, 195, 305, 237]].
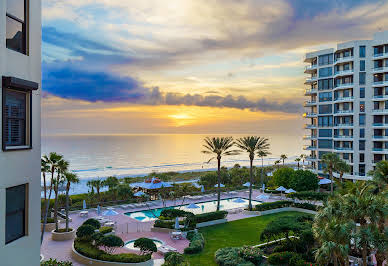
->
[[51, 228, 76, 241]]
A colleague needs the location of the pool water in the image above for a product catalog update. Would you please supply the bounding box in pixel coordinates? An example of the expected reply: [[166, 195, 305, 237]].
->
[[125, 239, 163, 250], [125, 198, 261, 222]]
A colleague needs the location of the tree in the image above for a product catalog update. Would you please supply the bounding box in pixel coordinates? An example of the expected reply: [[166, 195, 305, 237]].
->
[[271, 167, 294, 188], [236, 136, 270, 210], [368, 160, 388, 192], [274, 160, 281, 169], [53, 159, 69, 231], [41, 159, 50, 206], [41, 152, 64, 244], [83, 218, 101, 229], [300, 154, 307, 169], [202, 137, 239, 211], [87, 179, 105, 201], [76, 224, 96, 241], [116, 183, 133, 199], [280, 154, 287, 165], [199, 172, 217, 189], [289, 170, 318, 191], [104, 176, 119, 190], [260, 215, 303, 247], [99, 235, 124, 254], [63, 172, 79, 232], [294, 157, 301, 169], [134, 238, 157, 255], [257, 150, 271, 189], [336, 159, 351, 183], [321, 153, 340, 194]]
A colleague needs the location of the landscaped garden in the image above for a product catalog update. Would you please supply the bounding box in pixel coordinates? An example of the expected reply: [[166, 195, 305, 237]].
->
[[184, 211, 309, 265]]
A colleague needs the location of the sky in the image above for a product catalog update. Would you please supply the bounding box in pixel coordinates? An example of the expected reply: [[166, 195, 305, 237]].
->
[[41, 0, 388, 136]]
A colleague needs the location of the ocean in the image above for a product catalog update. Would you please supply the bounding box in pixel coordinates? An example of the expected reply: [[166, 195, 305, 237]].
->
[[42, 134, 304, 194]]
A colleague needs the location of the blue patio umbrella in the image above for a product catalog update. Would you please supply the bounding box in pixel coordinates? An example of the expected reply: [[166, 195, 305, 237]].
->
[[134, 191, 146, 197], [243, 182, 251, 187], [103, 209, 119, 216], [256, 194, 270, 200], [187, 203, 200, 209], [285, 188, 296, 194], [83, 200, 86, 210], [275, 186, 287, 192], [214, 184, 225, 188], [233, 198, 245, 203], [201, 185, 205, 193], [262, 184, 266, 191], [97, 205, 101, 215], [174, 217, 180, 230]]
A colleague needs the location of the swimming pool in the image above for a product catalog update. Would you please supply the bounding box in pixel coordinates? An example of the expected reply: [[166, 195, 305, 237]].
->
[[125, 198, 261, 222]]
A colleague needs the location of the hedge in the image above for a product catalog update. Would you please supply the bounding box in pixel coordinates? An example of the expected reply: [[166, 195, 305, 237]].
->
[[154, 219, 174, 229], [267, 252, 300, 265], [286, 191, 328, 201], [214, 247, 254, 266], [99, 226, 113, 234], [254, 201, 291, 211], [41, 258, 73, 266], [83, 218, 101, 229], [74, 239, 150, 263], [194, 211, 228, 223], [183, 232, 205, 254], [292, 202, 317, 211]]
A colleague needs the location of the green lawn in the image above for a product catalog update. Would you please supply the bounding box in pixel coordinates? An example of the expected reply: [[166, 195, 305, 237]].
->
[[184, 211, 309, 266]]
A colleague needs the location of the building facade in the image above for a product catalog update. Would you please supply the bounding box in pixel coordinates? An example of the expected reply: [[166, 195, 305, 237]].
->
[[304, 31, 388, 180], [0, 0, 41, 265]]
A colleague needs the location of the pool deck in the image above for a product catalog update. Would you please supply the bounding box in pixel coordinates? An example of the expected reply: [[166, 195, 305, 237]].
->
[[41, 190, 278, 265]]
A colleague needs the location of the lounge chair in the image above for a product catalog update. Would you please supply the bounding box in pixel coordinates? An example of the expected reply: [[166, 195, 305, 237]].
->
[[158, 245, 177, 255]]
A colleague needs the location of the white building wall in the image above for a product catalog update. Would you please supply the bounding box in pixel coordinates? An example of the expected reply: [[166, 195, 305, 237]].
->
[[0, 0, 41, 265]]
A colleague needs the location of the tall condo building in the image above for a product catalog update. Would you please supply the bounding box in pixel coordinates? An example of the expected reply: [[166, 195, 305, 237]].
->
[[0, 0, 41, 265], [304, 31, 388, 180]]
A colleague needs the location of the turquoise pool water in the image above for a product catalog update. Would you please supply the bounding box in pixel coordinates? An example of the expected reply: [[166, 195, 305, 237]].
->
[[125, 198, 261, 222], [125, 239, 163, 250]]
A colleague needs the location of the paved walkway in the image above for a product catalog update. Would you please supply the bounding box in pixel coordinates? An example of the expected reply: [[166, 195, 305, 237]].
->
[[41, 190, 276, 265]]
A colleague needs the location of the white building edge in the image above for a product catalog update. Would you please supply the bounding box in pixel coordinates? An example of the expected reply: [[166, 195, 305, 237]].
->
[[0, 0, 41, 265], [304, 31, 388, 180]]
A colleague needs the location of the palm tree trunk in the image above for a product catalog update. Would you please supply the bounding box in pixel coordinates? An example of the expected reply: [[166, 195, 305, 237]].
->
[[65, 182, 70, 231], [217, 157, 221, 211], [43, 172, 47, 202], [330, 170, 334, 194], [41, 170, 55, 245], [53, 172, 60, 231], [376, 253, 384, 266], [297, 162, 300, 169], [362, 244, 367, 266], [248, 158, 253, 211], [261, 157, 264, 190]]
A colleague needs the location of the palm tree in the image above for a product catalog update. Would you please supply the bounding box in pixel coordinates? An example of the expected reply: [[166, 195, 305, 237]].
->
[[368, 160, 388, 192], [280, 154, 287, 165], [274, 160, 281, 169], [294, 157, 301, 169], [321, 153, 340, 194], [53, 159, 69, 231], [300, 154, 307, 169], [236, 136, 270, 210], [336, 159, 351, 183], [41, 152, 63, 244], [87, 179, 104, 201], [41, 159, 50, 204], [257, 150, 271, 189], [63, 172, 79, 232], [202, 137, 239, 211]]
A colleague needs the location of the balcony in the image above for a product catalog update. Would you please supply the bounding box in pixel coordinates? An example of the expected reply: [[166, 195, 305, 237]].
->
[[304, 54, 317, 63], [373, 80, 388, 87], [305, 124, 317, 129], [372, 148, 388, 153], [333, 69, 354, 78], [334, 56, 353, 64], [334, 110, 354, 116], [373, 109, 388, 114], [304, 100, 317, 107], [304, 88, 318, 95], [373, 135, 388, 140], [303, 112, 317, 118], [306, 156, 318, 161], [334, 123, 354, 128], [334, 83, 353, 90], [304, 77, 318, 84], [333, 135, 353, 140], [373, 123, 388, 128], [304, 65, 318, 74], [372, 66, 388, 73], [303, 135, 317, 140], [334, 96, 354, 103], [373, 52, 388, 59], [373, 95, 388, 100], [334, 147, 354, 152], [304, 145, 317, 150]]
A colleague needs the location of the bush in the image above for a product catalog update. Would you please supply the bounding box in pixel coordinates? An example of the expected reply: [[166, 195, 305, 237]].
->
[[286, 191, 328, 201], [215, 247, 254, 266], [74, 239, 150, 263], [99, 226, 113, 234], [41, 217, 55, 223], [289, 253, 306, 266], [238, 246, 264, 265], [267, 252, 298, 265], [160, 209, 191, 219], [99, 235, 124, 254], [292, 202, 317, 211], [194, 211, 228, 223], [271, 167, 294, 188], [83, 218, 101, 229], [154, 219, 174, 229], [289, 170, 318, 191], [184, 232, 205, 254], [54, 228, 73, 233], [134, 238, 157, 255], [163, 252, 186, 266], [254, 201, 291, 211], [41, 258, 72, 266], [76, 225, 96, 240]]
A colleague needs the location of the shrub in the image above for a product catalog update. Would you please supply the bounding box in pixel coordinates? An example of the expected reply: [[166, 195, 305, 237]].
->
[[99, 226, 113, 234], [160, 209, 191, 218], [214, 247, 254, 266], [41, 217, 55, 223], [286, 191, 328, 201], [254, 201, 291, 211], [194, 211, 228, 223], [83, 218, 101, 229], [292, 202, 317, 211], [76, 225, 96, 240], [260, 216, 303, 242], [74, 239, 150, 263], [289, 170, 318, 191], [134, 238, 157, 255], [163, 252, 186, 266], [271, 167, 294, 187], [54, 228, 73, 233], [238, 246, 264, 265], [184, 232, 205, 254], [154, 219, 174, 229], [289, 253, 305, 266], [41, 258, 72, 266], [99, 235, 124, 254], [267, 252, 298, 265]]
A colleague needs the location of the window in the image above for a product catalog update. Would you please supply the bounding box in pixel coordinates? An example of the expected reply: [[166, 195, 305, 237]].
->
[[359, 72, 366, 85], [359, 114, 365, 126], [6, 184, 27, 244], [319, 129, 332, 137], [318, 116, 333, 127], [360, 128, 365, 138], [6, 0, 27, 54], [359, 164, 365, 176], [360, 87, 365, 98], [359, 153, 365, 163], [318, 79, 333, 90], [359, 46, 366, 58], [360, 60, 365, 71], [2, 76, 38, 151], [319, 104, 332, 114], [319, 67, 333, 78], [318, 139, 333, 149], [319, 54, 333, 65], [359, 140, 365, 151], [360, 101, 365, 112], [319, 92, 332, 102]]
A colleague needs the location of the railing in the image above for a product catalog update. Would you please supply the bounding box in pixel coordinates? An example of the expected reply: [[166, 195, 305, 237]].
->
[[304, 89, 318, 94], [304, 65, 317, 71], [334, 96, 354, 101], [334, 147, 353, 151], [304, 112, 317, 117], [373, 148, 388, 152], [373, 109, 388, 113], [305, 124, 317, 129], [304, 145, 317, 150], [334, 135, 353, 139], [334, 110, 354, 114], [335, 123, 353, 127], [334, 56, 353, 63], [304, 100, 317, 105], [334, 69, 354, 76], [373, 52, 388, 57], [334, 82, 353, 88], [373, 123, 388, 126]]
